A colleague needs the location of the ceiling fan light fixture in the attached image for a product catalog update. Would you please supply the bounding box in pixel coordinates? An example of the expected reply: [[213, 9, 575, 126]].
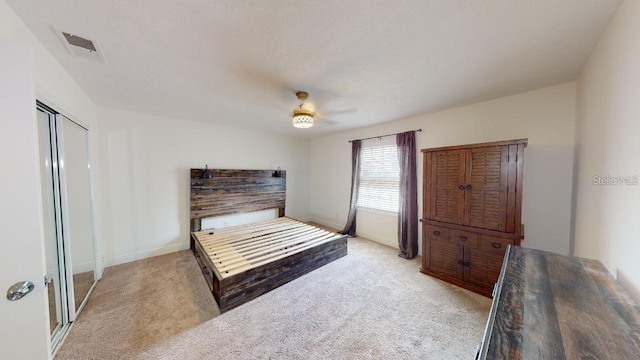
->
[[292, 107, 314, 128], [292, 91, 314, 128]]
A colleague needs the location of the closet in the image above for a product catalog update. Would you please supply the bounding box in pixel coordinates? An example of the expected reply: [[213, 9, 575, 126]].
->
[[420, 139, 526, 297], [37, 101, 98, 352]]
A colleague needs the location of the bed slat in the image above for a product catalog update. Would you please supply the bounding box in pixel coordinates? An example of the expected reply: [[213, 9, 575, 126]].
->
[[193, 218, 344, 279], [208, 230, 335, 272], [204, 226, 326, 257]]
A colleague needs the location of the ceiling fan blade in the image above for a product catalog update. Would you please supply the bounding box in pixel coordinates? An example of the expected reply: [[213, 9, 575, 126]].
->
[[315, 118, 338, 126], [314, 108, 358, 126], [319, 107, 358, 116]]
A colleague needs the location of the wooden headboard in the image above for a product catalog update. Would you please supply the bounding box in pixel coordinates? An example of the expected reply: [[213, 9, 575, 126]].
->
[[189, 169, 286, 247]]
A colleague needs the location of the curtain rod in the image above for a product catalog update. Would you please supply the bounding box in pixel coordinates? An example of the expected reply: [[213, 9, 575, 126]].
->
[[348, 129, 422, 143]]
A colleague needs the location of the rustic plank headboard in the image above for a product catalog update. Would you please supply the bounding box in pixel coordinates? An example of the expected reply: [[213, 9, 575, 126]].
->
[[189, 168, 286, 248]]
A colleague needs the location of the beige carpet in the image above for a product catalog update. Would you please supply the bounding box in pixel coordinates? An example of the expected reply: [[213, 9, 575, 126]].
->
[[55, 237, 491, 359]]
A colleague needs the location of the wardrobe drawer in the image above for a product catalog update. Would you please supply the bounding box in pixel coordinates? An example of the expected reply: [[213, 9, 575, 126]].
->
[[426, 225, 451, 242], [451, 229, 478, 248], [480, 236, 514, 256]]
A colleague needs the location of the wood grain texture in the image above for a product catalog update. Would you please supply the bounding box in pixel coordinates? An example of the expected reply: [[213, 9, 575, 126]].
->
[[515, 144, 525, 234], [431, 150, 465, 224], [498, 146, 509, 232], [521, 251, 565, 359], [421, 139, 527, 298], [421, 219, 524, 241], [451, 229, 478, 248], [422, 223, 432, 270], [189, 168, 348, 313], [466, 248, 504, 288], [426, 239, 460, 279], [423, 153, 430, 218], [196, 219, 340, 277], [423, 139, 526, 234], [420, 219, 522, 297], [420, 138, 528, 152], [479, 246, 640, 359], [192, 218, 348, 312], [425, 224, 452, 242], [189, 168, 286, 221], [418, 268, 494, 297], [218, 237, 347, 313], [485, 246, 525, 360], [467, 146, 504, 231], [479, 235, 515, 256], [463, 148, 472, 226]]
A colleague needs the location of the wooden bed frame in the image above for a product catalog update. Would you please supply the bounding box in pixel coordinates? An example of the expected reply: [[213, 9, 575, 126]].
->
[[189, 169, 348, 312]]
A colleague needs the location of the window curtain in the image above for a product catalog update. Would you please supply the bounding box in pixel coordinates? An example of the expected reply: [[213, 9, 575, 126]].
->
[[396, 131, 418, 259], [340, 140, 362, 236]]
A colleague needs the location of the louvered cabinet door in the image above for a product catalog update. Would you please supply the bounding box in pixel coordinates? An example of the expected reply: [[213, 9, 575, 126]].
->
[[426, 150, 466, 225], [464, 146, 509, 231], [464, 247, 504, 289], [427, 240, 462, 279]]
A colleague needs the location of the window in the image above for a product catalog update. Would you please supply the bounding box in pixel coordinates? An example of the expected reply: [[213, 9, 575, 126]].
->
[[358, 144, 399, 212]]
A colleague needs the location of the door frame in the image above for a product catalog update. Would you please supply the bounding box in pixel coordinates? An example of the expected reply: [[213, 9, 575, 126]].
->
[[37, 100, 100, 353]]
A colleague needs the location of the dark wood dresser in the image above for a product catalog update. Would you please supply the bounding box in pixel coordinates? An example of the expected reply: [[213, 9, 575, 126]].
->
[[420, 139, 526, 297], [477, 246, 640, 359]]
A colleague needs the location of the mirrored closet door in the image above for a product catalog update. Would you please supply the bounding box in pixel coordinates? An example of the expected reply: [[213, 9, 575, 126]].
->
[[37, 102, 97, 352]]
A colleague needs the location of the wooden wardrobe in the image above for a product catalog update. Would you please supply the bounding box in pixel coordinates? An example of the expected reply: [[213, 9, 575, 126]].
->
[[420, 139, 527, 297]]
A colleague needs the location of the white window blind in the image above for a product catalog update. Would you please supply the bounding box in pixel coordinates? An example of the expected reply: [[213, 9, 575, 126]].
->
[[358, 144, 399, 213]]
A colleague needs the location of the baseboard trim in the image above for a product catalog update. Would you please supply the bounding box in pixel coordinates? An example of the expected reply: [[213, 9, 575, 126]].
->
[[308, 215, 401, 250], [356, 229, 399, 249], [103, 243, 189, 267], [72, 261, 94, 274], [307, 214, 344, 232]]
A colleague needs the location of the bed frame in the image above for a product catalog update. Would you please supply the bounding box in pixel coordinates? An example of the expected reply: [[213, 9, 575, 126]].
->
[[189, 169, 348, 312]]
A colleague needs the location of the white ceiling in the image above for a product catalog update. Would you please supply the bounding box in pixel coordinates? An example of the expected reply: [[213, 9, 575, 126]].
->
[[8, 0, 621, 138]]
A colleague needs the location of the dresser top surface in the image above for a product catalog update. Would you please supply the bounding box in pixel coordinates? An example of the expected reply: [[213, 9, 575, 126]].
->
[[483, 246, 640, 359]]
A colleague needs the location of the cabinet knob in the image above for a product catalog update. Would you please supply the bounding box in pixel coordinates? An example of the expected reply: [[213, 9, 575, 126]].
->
[[433, 230, 441, 236], [458, 185, 465, 190], [466, 185, 472, 190], [459, 235, 468, 241], [491, 242, 502, 249], [464, 261, 470, 267], [457, 260, 464, 265]]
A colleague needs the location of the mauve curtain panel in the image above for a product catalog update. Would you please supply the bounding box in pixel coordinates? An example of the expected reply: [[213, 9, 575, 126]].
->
[[340, 140, 362, 236], [396, 131, 418, 259]]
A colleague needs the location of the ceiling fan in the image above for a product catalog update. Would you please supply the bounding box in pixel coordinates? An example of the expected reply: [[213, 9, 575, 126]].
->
[[292, 91, 315, 128], [226, 64, 358, 129], [291, 91, 355, 129]]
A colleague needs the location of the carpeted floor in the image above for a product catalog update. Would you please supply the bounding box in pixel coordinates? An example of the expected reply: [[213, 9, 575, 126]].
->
[[55, 236, 491, 359]]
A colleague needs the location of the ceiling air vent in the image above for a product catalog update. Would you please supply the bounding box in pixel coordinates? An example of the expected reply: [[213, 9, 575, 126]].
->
[[62, 32, 97, 52], [55, 28, 107, 63]]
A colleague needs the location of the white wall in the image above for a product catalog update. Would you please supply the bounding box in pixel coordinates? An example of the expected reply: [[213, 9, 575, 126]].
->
[[574, 0, 640, 303], [97, 107, 311, 266], [0, 0, 102, 275], [311, 83, 576, 255]]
